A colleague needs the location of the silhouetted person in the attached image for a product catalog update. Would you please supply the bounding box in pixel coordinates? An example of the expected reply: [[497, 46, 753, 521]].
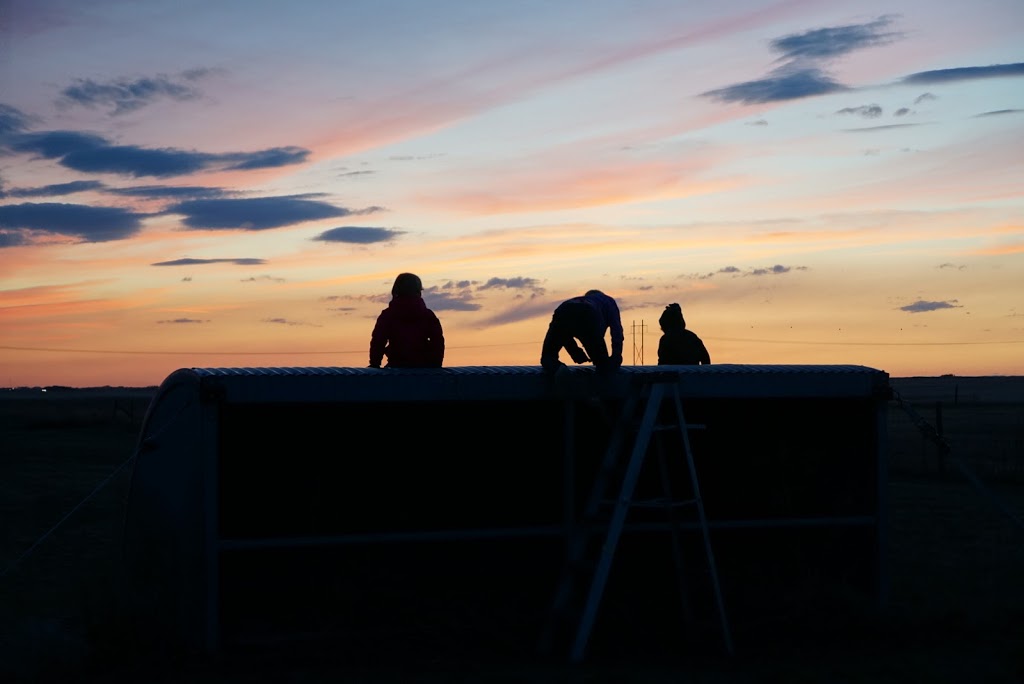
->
[[657, 303, 710, 365], [369, 273, 444, 368], [541, 289, 624, 373]]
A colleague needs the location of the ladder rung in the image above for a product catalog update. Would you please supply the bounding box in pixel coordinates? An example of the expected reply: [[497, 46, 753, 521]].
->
[[649, 422, 705, 431], [567, 559, 596, 577], [598, 497, 699, 509], [628, 497, 699, 509]]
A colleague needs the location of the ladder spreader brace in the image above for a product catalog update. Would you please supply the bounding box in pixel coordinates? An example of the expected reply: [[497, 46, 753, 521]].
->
[[540, 371, 734, 662]]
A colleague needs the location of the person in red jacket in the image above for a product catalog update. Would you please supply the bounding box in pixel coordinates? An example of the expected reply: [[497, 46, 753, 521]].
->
[[369, 273, 445, 368]]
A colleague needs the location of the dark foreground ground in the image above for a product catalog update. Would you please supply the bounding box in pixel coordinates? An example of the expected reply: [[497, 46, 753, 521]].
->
[[1, 376, 1023, 683]]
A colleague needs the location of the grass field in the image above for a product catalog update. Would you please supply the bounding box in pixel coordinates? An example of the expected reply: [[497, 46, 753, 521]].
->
[[2, 378, 1023, 683]]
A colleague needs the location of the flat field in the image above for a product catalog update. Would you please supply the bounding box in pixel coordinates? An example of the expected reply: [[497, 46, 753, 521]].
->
[[1, 377, 1023, 683]]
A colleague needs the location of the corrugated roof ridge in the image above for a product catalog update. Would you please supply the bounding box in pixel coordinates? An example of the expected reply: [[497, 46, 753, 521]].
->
[[191, 364, 884, 378]]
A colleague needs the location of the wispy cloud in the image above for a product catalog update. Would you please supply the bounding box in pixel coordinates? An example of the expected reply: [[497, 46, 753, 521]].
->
[[836, 105, 882, 118], [4, 130, 107, 157], [243, 275, 286, 283], [770, 16, 902, 61], [974, 109, 1024, 118], [440, 279, 477, 289], [899, 299, 961, 313], [690, 264, 805, 279], [376, 275, 553, 315], [312, 226, 405, 244], [0, 103, 36, 134], [223, 147, 309, 171], [702, 24, 1024, 109], [422, 287, 482, 312], [476, 276, 546, 295], [156, 317, 210, 324], [340, 279, 485, 313], [57, 69, 216, 115], [0, 180, 104, 198], [703, 67, 847, 105], [476, 297, 559, 326], [167, 196, 382, 230], [901, 62, 1024, 84], [151, 257, 266, 266], [262, 317, 320, 326], [0, 202, 147, 244], [5, 129, 308, 178], [0, 231, 28, 247], [843, 123, 925, 133], [702, 16, 900, 104], [749, 264, 802, 276], [105, 185, 230, 199]]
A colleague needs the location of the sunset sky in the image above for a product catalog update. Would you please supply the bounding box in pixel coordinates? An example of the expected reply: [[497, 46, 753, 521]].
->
[[2, 0, 1022, 387]]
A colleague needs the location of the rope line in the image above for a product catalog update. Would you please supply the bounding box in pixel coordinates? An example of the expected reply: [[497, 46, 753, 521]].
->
[[0, 453, 137, 581], [890, 389, 1024, 532]]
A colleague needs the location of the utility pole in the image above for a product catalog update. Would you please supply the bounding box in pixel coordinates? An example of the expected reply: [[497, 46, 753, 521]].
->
[[631, 320, 648, 365]]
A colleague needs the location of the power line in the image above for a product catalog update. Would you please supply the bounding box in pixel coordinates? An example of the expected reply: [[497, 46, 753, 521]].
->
[[708, 337, 1024, 347], [630, 320, 648, 365], [0, 341, 539, 356], [2, 336, 1023, 357]]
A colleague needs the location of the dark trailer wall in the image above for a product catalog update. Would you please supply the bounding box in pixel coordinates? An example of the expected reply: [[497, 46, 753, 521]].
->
[[123, 364, 891, 660]]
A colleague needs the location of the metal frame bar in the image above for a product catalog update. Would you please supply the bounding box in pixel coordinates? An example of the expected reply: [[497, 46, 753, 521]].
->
[[201, 396, 221, 654]]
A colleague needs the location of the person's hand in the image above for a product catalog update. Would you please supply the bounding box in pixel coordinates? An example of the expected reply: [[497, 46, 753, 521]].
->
[[368, 363, 381, 369], [609, 353, 623, 368], [568, 348, 590, 364]]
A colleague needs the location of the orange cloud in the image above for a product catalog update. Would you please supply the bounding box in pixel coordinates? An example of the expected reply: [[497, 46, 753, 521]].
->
[[0, 282, 114, 308], [970, 241, 1024, 256], [414, 156, 743, 215]]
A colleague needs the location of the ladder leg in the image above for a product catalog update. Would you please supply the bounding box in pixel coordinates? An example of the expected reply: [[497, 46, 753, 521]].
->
[[539, 390, 642, 654], [672, 390, 734, 656], [654, 434, 695, 630], [570, 384, 666, 662]]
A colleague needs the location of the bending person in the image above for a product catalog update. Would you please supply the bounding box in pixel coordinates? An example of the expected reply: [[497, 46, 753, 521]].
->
[[540, 289, 624, 373]]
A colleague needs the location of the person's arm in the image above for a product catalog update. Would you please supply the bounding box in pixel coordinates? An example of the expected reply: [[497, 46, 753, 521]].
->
[[698, 337, 711, 365], [427, 312, 445, 367], [605, 297, 624, 360], [369, 312, 388, 367], [564, 338, 590, 364]]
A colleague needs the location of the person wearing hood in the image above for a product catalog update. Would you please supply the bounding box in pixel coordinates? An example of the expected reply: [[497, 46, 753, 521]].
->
[[369, 273, 445, 368], [540, 289, 624, 373], [657, 303, 710, 365]]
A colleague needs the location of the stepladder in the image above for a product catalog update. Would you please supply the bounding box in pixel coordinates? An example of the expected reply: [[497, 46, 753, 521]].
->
[[539, 371, 734, 662]]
